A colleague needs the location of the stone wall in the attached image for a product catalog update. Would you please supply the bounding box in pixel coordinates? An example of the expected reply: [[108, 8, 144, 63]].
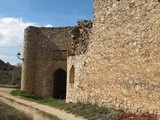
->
[[21, 26, 74, 97], [21, 27, 38, 94], [66, 0, 160, 116], [70, 20, 92, 55]]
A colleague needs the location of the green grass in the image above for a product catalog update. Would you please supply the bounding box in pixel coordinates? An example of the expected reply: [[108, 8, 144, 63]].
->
[[40, 111, 59, 120], [11, 89, 43, 100], [0, 101, 32, 120], [0, 84, 19, 89], [11, 89, 158, 120]]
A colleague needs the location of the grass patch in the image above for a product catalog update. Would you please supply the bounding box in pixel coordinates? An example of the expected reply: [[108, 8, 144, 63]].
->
[[0, 84, 19, 89], [40, 111, 59, 120], [0, 101, 32, 120], [11, 89, 43, 100], [11, 89, 158, 120]]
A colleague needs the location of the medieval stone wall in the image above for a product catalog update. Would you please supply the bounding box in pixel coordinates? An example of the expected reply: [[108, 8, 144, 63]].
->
[[21, 0, 160, 116], [21, 27, 38, 94], [70, 20, 92, 55], [21, 26, 74, 97], [66, 0, 160, 116]]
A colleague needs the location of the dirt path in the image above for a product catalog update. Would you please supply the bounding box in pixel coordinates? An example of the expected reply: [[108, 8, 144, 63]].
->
[[0, 88, 86, 120]]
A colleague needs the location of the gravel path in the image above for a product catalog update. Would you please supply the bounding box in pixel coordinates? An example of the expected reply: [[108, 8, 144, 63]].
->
[[0, 88, 86, 120]]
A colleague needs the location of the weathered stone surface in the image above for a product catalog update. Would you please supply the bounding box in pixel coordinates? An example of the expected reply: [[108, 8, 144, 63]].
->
[[22, 0, 160, 118], [71, 20, 92, 55], [21, 26, 74, 97], [66, 0, 160, 116], [21, 21, 92, 98]]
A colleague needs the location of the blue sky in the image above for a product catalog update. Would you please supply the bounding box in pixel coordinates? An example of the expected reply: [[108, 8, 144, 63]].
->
[[0, 0, 94, 65]]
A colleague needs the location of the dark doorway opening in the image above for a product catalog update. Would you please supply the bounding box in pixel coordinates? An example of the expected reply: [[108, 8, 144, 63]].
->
[[53, 68, 66, 99]]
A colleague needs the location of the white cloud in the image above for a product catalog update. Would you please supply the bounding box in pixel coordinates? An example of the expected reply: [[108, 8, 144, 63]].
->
[[44, 24, 53, 27], [0, 17, 35, 64], [0, 54, 8, 60], [0, 54, 19, 65], [0, 17, 35, 47], [0, 17, 53, 64]]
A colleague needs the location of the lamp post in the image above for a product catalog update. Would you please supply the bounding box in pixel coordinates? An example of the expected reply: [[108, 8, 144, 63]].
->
[[17, 52, 24, 61]]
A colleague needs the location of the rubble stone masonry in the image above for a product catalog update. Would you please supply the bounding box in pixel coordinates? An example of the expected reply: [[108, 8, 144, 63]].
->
[[21, 21, 92, 98], [66, 0, 160, 116], [21, 26, 74, 97]]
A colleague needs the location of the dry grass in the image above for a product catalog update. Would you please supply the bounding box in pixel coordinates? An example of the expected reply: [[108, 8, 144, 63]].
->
[[0, 101, 32, 120], [11, 89, 158, 120]]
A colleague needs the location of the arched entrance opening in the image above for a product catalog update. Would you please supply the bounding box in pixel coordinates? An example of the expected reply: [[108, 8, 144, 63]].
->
[[53, 68, 66, 99]]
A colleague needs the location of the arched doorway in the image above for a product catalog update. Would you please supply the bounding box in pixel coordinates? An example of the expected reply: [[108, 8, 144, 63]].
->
[[53, 68, 66, 99]]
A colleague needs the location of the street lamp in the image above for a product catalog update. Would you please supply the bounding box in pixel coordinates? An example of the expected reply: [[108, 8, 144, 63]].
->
[[17, 52, 24, 61]]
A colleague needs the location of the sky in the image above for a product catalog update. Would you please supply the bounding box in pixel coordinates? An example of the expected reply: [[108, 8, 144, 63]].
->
[[0, 0, 94, 65]]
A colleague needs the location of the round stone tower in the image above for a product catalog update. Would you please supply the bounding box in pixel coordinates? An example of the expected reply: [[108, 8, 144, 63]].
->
[[21, 26, 38, 94]]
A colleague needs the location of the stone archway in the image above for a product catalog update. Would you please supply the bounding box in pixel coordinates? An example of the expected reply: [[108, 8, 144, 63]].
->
[[53, 68, 66, 99]]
